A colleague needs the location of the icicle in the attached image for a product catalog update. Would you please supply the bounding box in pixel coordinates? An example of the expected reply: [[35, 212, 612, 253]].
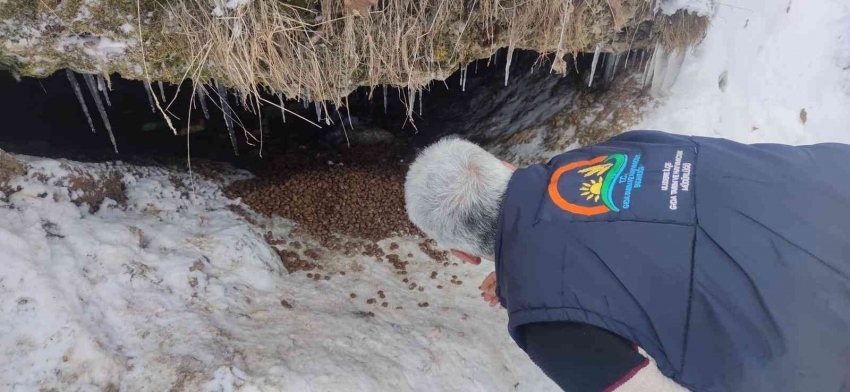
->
[[324, 103, 330, 126], [197, 86, 210, 120], [407, 86, 415, 118], [157, 80, 166, 102], [419, 89, 423, 116], [383, 84, 388, 114], [475, 60, 479, 74], [277, 93, 286, 123], [143, 82, 155, 113], [215, 81, 239, 156], [604, 53, 619, 85], [462, 65, 468, 92], [611, 54, 620, 81], [83, 74, 118, 153], [97, 75, 112, 107], [660, 49, 686, 93], [504, 46, 515, 86], [303, 89, 311, 109], [588, 45, 602, 87], [315, 102, 322, 123], [642, 47, 657, 87], [233, 90, 242, 108], [650, 44, 668, 95], [66, 70, 96, 133]]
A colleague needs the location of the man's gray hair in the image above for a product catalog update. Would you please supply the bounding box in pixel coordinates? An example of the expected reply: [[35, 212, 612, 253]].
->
[[404, 137, 513, 257]]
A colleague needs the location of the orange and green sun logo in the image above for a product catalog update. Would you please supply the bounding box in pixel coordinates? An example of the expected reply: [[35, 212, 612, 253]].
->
[[548, 154, 627, 216]]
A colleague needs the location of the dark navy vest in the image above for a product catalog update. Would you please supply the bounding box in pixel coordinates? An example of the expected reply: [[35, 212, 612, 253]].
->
[[495, 131, 850, 391]]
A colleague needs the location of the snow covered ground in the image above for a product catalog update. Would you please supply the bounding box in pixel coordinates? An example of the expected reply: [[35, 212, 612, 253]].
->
[[639, 0, 850, 144], [2, 0, 849, 391], [0, 157, 557, 392]]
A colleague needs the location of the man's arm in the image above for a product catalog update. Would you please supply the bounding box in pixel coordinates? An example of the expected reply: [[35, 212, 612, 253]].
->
[[520, 322, 689, 392]]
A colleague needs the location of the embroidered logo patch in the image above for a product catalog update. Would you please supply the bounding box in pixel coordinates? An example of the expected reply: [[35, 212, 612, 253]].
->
[[548, 154, 645, 216]]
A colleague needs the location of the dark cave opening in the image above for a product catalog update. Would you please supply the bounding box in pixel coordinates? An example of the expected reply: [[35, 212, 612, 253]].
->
[[0, 48, 627, 171]]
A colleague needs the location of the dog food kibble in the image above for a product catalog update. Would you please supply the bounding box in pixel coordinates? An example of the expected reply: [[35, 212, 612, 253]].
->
[[381, 302, 389, 307], [324, 275, 330, 281], [378, 290, 385, 299], [418, 302, 429, 308], [390, 242, 399, 250], [307, 273, 314, 278], [350, 293, 357, 299], [280, 300, 293, 309], [225, 158, 420, 246], [367, 298, 376, 304], [437, 285, 443, 289]]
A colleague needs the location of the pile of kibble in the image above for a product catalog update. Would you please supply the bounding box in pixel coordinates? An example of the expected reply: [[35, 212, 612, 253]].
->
[[228, 163, 420, 244]]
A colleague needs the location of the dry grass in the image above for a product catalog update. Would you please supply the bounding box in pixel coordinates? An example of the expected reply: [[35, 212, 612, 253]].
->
[[164, 0, 709, 106]]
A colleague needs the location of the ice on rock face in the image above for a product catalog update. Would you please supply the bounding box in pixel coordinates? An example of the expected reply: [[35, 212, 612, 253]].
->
[[66, 69, 96, 133], [157, 80, 166, 102]]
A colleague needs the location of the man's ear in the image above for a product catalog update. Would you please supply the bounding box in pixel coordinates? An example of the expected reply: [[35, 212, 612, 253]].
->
[[450, 249, 482, 265]]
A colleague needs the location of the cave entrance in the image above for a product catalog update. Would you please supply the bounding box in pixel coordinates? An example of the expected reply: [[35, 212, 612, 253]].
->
[[0, 48, 649, 170]]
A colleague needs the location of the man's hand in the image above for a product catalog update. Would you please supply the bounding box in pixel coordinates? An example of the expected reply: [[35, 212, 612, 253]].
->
[[479, 271, 500, 307], [450, 248, 501, 308]]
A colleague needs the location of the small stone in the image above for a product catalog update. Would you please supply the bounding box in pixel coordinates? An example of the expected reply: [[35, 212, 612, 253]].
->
[[452, 275, 458, 279], [340, 271, 346, 276], [367, 298, 376, 304], [403, 278, 409, 283], [280, 299, 293, 309], [324, 275, 330, 281], [418, 302, 429, 308], [381, 302, 388, 307], [350, 293, 357, 299], [456, 280, 463, 285], [307, 273, 313, 278], [437, 285, 443, 289]]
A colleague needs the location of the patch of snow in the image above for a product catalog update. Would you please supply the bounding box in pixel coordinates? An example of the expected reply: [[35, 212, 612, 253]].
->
[[211, 7, 224, 17], [640, 0, 850, 145], [120, 23, 135, 34], [56, 36, 128, 62], [658, 0, 715, 16], [0, 157, 558, 392], [73, 6, 91, 22]]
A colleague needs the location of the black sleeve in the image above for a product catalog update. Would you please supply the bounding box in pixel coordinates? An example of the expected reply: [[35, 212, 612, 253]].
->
[[518, 322, 648, 392]]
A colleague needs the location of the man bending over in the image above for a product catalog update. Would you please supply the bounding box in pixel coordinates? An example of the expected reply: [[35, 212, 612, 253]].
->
[[404, 130, 850, 392]]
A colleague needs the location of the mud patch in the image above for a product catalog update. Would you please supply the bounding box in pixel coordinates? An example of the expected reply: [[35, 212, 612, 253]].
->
[[65, 166, 127, 213]]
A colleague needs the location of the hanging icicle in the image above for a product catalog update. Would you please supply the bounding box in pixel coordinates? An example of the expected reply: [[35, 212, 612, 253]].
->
[[462, 65, 468, 92], [324, 103, 330, 126], [66, 70, 96, 133], [588, 45, 602, 87], [419, 89, 424, 116], [277, 93, 286, 123], [407, 86, 416, 118], [303, 89, 311, 109], [650, 43, 668, 95], [83, 74, 118, 153], [315, 102, 322, 123], [97, 75, 112, 107], [383, 84, 388, 114], [504, 46, 515, 86], [197, 85, 210, 120], [157, 81, 166, 102], [215, 81, 239, 156], [143, 82, 155, 113]]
